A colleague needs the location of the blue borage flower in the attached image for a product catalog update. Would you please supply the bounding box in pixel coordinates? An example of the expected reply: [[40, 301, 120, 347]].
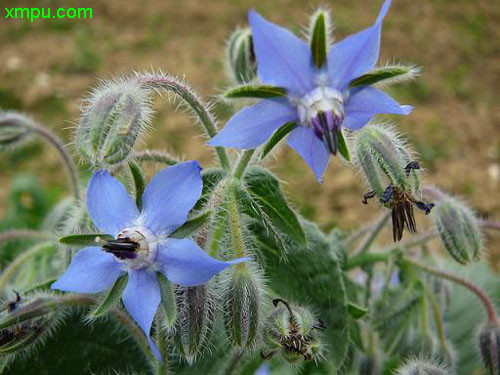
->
[[208, 0, 412, 182], [51, 161, 248, 359]]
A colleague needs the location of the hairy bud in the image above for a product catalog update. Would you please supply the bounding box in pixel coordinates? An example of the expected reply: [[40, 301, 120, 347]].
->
[[261, 299, 325, 363], [226, 28, 257, 84], [76, 78, 152, 167], [222, 266, 261, 349], [0, 112, 32, 151], [353, 125, 433, 241], [171, 283, 216, 362], [395, 357, 451, 375], [432, 195, 482, 264], [478, 322, 500, 375]]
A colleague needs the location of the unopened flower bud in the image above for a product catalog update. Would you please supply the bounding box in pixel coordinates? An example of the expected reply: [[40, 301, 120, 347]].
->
[[395, 357, 451, 375], [354, 125, 434, 241], [222, 267, 261, 349], [478, 322, 500, 375], [76, 79, 152, 168], [0, 112, 32, 151], [226, 28, 257, 84], [261, 299, 325, 363], [171, 283, 216, 362], [432, 195, 482, 265]]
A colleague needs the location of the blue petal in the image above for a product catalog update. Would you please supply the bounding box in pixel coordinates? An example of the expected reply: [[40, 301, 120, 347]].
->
[[139, 161, 202, 236], [87, 170, 139, 237], [287, 126, 329, 182], [343, 86, 412, 130], [207, 99, 297, 149], [327, 0, 391, 90], [51, 247, 124, 293], [249, 10, 316, 96], [156, 238, 248, 287], [122, 269, 162, 360]]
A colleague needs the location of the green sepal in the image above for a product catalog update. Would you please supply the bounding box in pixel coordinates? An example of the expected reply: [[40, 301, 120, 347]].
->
[[128, 161, 145, 210], [58, 234, 113, 247], [157, 273, 177, 329], [91, 274, 128, 318], [310, 11, 328, 68], [347, 302, 367, 319], [337, 129, 351, 161], [223, 85, 287, 99], [349, 65, 417, 87], [170, 211, 212, 239], [193, 167, 227, 211], [260, 122, 297, 160]]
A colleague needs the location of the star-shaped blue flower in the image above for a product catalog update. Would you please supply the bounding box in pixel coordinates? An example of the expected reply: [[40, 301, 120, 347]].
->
[[51, 161, 247, 359], [208, 0, 412, 181]]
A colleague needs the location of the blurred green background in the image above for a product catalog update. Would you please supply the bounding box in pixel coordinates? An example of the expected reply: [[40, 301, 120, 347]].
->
[[0, 0, 498, 262]]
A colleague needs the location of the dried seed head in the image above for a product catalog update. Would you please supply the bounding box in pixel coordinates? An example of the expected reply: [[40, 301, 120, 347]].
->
[[478, 322, 500, 375], [0, 111, 33, 151], [394, 357, 451, 375], [226, 28, 257, 84], [261, 299, 325, 363], [170, 283, 216, 363], [432, 195, 482, 265], [222, 266, 261, 349], [76, 78, 153, 168]]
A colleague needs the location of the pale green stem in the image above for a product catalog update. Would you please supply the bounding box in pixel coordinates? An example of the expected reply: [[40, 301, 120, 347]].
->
[[233, 149, 255, 180], [0, 242, 55, 292], [228, 187, 246, 261], [134, 150, 178, 166], [354, 211, 391, 255], [154, 314, 168, 375], [426, 287, 451, 356]]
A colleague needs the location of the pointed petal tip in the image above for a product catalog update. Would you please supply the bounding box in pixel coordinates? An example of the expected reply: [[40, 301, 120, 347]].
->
[[228, 257, 251, 265], [377, 0, 392, 23], [401, 105, 413, 115]]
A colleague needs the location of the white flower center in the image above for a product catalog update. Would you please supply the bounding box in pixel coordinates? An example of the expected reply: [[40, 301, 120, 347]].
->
[[297, 87, 344, 126]]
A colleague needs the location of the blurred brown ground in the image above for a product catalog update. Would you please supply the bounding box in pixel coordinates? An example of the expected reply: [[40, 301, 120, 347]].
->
[[0, 0, 499, 262]]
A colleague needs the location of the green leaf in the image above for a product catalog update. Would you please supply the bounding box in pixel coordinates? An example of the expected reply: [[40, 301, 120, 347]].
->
[[157, 273, 177, 329], [310, 11, 328, 68], [241, 167, 306, 254], [3, 312, 150, 374], [260, 122, 297, 160], [337, 129, 351, 161], [347, 302, 367, 319], [58, 234, 112, 247], [128, 161, 146, 210], [349, 65, 418, 87], [91, 274, 128, 318], [170, 211, 212, 239], [252, 219, 348, 369], [193, 167, 227, 211], [223, 85, 287, 99]]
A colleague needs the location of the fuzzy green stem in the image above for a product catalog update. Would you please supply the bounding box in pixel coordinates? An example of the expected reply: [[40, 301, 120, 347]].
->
[[354, 212, 391, 255], [154, 314, 168, 375], [228, 184, 247, 266], [233, 149, 254, 180], [0, 242, 55, 292], [134, 150, 179, 166], [426, 287, 451, 356], [403, 258, 498, 324], [207, 209, 227, 258], [345, 252, 392, 270], [420, 294, 429, 336], [26, 121, 80, 200], [137, 74, 231, 170]]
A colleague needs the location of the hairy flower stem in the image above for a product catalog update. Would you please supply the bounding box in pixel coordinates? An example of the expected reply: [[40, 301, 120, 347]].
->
[[26, 120, 80, 200], [134, 150, 178, 166], [403, 258, 498, 324], [233, 149, 255, 180], [228, 185, 247, 268], [155, 314, 168, 375], [137, 74, 231, 171], [426, 287, 452, 357], [0, 230, 52, 245], [0, 242, 55, 292], [354, 212, 391, 255]]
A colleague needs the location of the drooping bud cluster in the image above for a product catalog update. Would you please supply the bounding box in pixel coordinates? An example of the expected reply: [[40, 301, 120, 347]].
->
[[171, 283, 216, 362], [478, 322, 500, 375], [394, 357, 451, 375], [226, 28, 257, 84], [222, 266, 261, 349], [76, 78, 153, 168], [261, 299, 325, 363], [431, 194, 482, 265], [353, 124, 434, 241], [0, 111, 33, 151]]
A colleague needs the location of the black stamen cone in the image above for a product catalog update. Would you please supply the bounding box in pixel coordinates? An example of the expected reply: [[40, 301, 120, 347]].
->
[[102, 238, 139, 260]]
